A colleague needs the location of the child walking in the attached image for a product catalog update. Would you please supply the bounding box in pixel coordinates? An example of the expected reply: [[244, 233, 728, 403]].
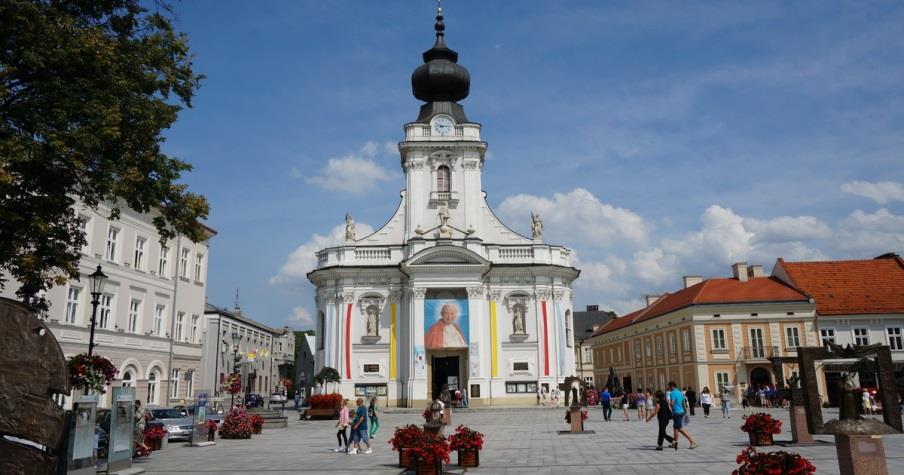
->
[[334, 398, 350, 452]]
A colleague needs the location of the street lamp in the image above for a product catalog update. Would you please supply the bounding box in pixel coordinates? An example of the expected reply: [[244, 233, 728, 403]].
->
[[231, 332, 241, 407], [87, 265, 108, 358]]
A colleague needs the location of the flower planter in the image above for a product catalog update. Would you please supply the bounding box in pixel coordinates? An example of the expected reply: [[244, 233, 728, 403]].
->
[[148, 438, 162, 451], [252, 427, 262, 435], [399, 447, 416, 469], [207, 431, 215, 442], [457, 448, 479, 467], [415, 458, 443, 475], [748, 431, 774, 447], [305, 408, 339, 420]]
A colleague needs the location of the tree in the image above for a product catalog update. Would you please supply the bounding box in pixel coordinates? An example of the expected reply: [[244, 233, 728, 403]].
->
[[314, 367, 340, 394], [0, 0, 208, 306]]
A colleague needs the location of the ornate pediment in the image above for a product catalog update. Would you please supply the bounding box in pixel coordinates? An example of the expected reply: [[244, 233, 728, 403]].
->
[[401, 245, 490, 274]]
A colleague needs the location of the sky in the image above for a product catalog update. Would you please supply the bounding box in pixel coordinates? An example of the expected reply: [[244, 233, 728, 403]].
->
[[161, 0, 904, 330]]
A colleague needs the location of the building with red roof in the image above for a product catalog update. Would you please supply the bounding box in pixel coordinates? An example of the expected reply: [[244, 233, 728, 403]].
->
[[772, 253, 904, 404], [589, 262, 820, 404]]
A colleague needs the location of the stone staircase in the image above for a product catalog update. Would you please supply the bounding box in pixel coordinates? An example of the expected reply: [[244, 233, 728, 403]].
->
[[247, 407, 288, 429]]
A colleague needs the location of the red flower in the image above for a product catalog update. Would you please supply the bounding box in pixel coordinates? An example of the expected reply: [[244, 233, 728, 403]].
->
[[448, 425, 484, 451], [308, 393, 343, 409], [733, 446, 816, 474], [741, 413, 782, 435], [408, 432, 450, 465], [143, 425, 168, 442], [389, 425, 424, 451]]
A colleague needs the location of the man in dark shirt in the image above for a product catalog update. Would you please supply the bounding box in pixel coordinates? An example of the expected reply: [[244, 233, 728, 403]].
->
[[686, 387, 697, 416], [347, 398, 372, 455]]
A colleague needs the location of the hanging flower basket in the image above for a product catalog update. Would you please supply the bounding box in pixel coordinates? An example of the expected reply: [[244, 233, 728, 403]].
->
[[221, 374, 242, 395], [733, 446, 816, 474], [67, 353, 118, 393]]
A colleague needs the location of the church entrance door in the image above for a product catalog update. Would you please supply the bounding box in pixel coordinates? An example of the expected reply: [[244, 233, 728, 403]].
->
[[430, 355, 460, 401]]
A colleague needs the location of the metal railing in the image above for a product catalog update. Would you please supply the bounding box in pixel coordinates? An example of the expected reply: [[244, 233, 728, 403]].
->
[[738, 346, 778, 361]]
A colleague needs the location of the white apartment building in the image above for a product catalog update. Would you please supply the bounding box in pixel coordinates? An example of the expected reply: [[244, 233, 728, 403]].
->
[[1, 201, 215, 408]]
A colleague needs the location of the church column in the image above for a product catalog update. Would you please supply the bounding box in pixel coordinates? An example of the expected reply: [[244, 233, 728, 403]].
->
[[409, 286, 428, 405], [487, 288, 503, 402], [466, 286, 486, 403]]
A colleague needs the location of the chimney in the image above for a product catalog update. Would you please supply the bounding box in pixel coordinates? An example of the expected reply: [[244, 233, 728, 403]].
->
[[683, 276, 704, 288], [731, 262, 748, 282], [747, 265, 764, 278], [645, 294, 662, 307], [586, 305, 599, 312]]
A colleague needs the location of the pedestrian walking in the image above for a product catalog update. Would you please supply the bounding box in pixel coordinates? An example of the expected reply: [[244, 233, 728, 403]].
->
[[667, 381, 698, 449], [294, 390, 301, 410], [368, 397, 380, 439], [600, 387, 612, 421], [719, 387, 731, 418], [686, 387, 697, 416], [644, 389, 655, 421], [621, 392, 630, 421], [348, 398, 372, 455], [461, 387, 469, 408], [636, 390, 647, 421], [334, 398, 350, 452], [646, 390, 675, 450], [700, 387, 713, 418]]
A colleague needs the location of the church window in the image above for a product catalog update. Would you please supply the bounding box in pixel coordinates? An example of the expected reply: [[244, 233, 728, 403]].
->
[[436, 165, 450, 192]]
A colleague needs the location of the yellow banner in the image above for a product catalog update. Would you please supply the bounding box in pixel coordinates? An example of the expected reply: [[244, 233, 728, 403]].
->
[[490, 300, 498, 378], [390, 303, 397, 380]]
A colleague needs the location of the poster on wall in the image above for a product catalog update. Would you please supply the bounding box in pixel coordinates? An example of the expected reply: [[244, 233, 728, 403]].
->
[[414, 346, 426, 377], [424, 299, 469, 349], [469, 342, 480, 377]]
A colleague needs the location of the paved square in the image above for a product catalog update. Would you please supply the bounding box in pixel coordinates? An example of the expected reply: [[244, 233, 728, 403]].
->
[[135, 406, 904, 474]]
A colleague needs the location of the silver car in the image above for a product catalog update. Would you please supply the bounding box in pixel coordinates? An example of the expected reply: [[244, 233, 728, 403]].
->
[[150, 408, 194, 441]]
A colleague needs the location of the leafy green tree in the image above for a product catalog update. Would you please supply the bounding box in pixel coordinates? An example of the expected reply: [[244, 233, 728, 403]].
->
[[314, 367, 340, 393], [0, 0, 208, 306]]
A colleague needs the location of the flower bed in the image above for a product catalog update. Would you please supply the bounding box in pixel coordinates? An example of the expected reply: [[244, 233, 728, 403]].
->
[[448, 425, 483, 467], [68, 354, 118, 393], [144, 425, 168, 451], [733, 446, 816, 474], [250, 414, 264, 434], [309, 393, 343, 409], [219, 408, 252, 439], [409, 432, 450, 466]]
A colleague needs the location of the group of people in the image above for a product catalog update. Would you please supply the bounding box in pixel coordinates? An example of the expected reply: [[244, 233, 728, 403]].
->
[[536, 385, 562, 406], [743, 384, 786, 408], [334, 397, 380, 455]]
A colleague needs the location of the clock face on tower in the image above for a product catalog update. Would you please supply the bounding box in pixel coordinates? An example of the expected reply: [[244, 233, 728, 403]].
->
[[431, 116, 454, 136]]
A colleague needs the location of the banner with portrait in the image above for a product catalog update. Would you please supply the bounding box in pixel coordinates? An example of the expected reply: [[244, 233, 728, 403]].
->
[[424, 299, 470, 349]]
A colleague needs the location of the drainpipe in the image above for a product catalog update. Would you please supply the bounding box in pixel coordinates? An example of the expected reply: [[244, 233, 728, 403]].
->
[[165, 235, 183, 405]]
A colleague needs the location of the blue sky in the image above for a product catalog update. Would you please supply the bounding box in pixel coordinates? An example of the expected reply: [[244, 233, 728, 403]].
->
[[162, 1, 904, 329]]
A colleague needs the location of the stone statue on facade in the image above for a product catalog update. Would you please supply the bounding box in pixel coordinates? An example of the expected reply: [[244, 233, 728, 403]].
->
[[345, 213, 356, 242], [365, 305, 379, 336], [437, 202, 452, 238], [531, 211, 543, 241], [512, 303, 526, 335]]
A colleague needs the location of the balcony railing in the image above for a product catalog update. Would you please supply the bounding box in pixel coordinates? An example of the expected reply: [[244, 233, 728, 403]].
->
[[738, 346, 778, 361], [429, 191, 458, 207]]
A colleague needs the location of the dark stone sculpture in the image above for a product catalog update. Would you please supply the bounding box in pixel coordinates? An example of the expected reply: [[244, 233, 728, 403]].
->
[[559, 376, 587, 407], [605, 367, 623, 394], [0, 298, 71, 474]]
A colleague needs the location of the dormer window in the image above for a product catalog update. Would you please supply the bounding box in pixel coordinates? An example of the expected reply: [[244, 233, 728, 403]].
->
[[436, 165, 450, 192]]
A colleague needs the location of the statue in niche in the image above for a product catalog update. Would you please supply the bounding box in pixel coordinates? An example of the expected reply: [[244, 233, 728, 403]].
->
[[345, 213, 356, 241], [365, 305, 379, 336], [512, 303, 526, 335], [437, 202, 451, 238], [531, 211, 543, 241]]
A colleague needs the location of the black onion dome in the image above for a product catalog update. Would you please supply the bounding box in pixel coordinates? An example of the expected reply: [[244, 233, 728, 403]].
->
[[411, 7, 470, 103]]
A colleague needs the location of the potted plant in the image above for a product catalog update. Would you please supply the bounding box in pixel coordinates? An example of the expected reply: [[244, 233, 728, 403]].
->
[[741, 412, 782, 446], [67, 353, 118, 393], [409, 432, 450, 475], [219, 407, 252, 439], [250, 414, 264, 434], [448, 425, 483, 467], [389, 424, 423, 469], [143, 425, 168, 451], [306, 393, 343, 419], [206, 419, 218, 441], [733, 446, 816, 474]]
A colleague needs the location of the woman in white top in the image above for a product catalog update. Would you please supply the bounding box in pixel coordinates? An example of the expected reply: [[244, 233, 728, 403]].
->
[[862, 389, 873, 415], [699, 387, 713, 418]]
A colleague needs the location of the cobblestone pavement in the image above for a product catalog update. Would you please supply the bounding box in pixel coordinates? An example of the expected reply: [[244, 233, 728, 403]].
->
[[135, 406, 904, 474]]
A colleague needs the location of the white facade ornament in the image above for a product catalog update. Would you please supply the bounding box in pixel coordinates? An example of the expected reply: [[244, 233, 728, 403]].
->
[[345, 213, 356, 242], [414, 225, 424, 236], [534, 289, 552, 301], [412, 287, 427, 299], [466, 286, 484, 298], [437, 202, 452, 238], [531, 211, 543, 241]]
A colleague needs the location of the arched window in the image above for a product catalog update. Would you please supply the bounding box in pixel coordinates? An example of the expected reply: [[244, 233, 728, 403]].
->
[[436, 165, 450, 192], [122, 370, 133, 387], [148, 370, 159, 404]]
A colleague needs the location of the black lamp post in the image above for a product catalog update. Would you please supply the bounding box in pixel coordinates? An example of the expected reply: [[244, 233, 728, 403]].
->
[[87, 265, 108, 358], [231, 332, 241, 407]]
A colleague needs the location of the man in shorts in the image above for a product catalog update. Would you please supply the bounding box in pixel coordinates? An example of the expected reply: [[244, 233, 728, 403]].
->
[[668, 381, 698, 449], [347, 398, 372, 454]]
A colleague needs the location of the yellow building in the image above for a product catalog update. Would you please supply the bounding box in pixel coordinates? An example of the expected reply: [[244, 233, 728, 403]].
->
[[589, 263, 824, 402]]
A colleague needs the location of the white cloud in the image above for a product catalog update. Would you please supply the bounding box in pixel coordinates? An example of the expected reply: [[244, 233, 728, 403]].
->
[[498, 188, 650, 248], [287, 306, 314, 328], [835, 209, 904, 253], [304, 142, 396, 194], [841, 181, 904, 204], [744, 215, 832, 244], [270, 221, 374, 286]]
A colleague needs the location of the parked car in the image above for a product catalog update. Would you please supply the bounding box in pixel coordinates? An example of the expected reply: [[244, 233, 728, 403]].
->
[[244, 394, 264, 408], [149, 408, 194, 441], [269, 392, 287, 405]]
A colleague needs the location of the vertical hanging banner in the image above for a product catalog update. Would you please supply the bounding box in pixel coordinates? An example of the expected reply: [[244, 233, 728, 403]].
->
[[555, 301, 567, 376], [414, 346, 426, 378], [489, 300, 499, 378], [423, 299, 469, 350], [345, 303, 352, 379], [541, 301, 550, 376], [325, 306, 334, 368]]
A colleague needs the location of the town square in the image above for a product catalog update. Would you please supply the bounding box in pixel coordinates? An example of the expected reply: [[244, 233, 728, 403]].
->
[[1, 1, 903, 474]]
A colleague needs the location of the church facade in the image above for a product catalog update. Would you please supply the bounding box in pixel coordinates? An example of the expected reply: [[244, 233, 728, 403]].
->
[[307, 8, 580, 407]]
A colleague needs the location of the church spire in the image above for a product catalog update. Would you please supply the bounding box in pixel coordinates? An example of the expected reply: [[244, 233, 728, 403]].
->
[[411, 1, 470, 121]]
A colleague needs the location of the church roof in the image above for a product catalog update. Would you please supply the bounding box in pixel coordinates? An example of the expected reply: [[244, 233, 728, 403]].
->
[[411, 5, 470, 122], [775, 254, 904, 316]]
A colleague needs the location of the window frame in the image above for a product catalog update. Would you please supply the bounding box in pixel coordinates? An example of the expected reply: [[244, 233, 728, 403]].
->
[[194, 253, 204, 281], [158, 245, 169, 277], [105, 226, 120, 262], [886, 327, 903, 351], [853, 327, 870, 346], [820, 328, 836, 347], [65, 287, 82, 324], [175, 312, 185, 341], [128, 299, 141, 333], [180, 248, 190, 278], [436, 165, 450, 192], [154, 304, 165, 336], [98, 293, 113, 329]]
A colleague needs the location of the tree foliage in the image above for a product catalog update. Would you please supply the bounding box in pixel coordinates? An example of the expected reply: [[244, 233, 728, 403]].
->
[[314, 367, 340, 391], [0, 0, 208, 304]]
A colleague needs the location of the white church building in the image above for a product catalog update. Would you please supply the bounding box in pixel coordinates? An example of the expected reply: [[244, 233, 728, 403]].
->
[[308, 7, 580, 407]]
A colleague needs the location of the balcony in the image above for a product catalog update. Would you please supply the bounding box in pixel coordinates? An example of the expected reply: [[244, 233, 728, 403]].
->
[[429, 191, 459, 208], [738, 346, 778, 361]]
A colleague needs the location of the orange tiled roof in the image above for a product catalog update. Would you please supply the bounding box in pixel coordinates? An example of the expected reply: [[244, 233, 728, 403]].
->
[[776, 256, 904, 316], [592, 276, 809, 337]]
